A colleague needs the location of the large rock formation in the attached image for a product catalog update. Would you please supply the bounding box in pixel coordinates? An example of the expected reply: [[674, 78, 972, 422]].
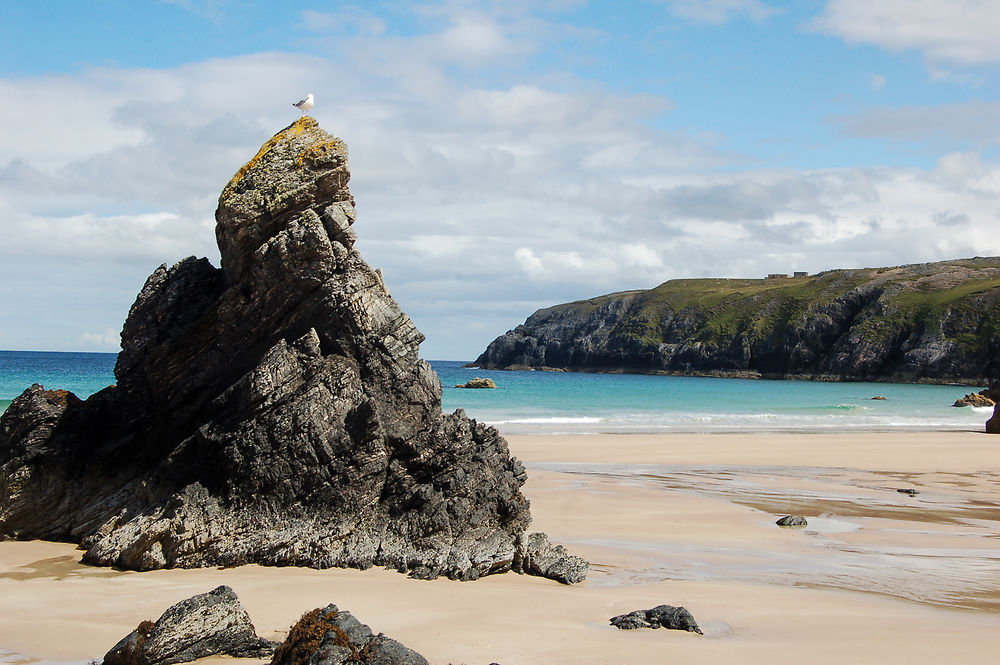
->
[[0, 118, 535, 580], [472, 260, 1000, 384]]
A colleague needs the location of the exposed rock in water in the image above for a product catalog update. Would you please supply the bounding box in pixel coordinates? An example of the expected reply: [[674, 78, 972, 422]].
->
[[472, 259, 1000, 384], [104, 586, 275, 665], [271, 604, 427, 665], [610, 605, 703, 634], [776, 515, 808, 527], [0, 117, 579, 582], [953, 392, 994, 407], [871, 395, 887, 400], [512, 531, 589, 585], [454, 378, 498, 389]]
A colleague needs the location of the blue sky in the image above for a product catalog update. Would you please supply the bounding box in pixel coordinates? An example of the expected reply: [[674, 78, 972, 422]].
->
[[2, 1, 1000, 359]]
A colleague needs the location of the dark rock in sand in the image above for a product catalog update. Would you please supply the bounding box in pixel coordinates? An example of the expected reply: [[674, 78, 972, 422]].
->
[[512, 531, 589, 585], [776, 515, 808, 527], [271, 604, 426, 665], [610, 605, 703, 634], [0, 117, 575, 582], [897, 488, 919, 496], [103, 586, 275, 665], [454, 377, 498, 389]]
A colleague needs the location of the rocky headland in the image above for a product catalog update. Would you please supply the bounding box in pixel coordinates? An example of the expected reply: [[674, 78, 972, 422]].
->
[[0, 118, 581, 581], [472, 259, 1000, 384]]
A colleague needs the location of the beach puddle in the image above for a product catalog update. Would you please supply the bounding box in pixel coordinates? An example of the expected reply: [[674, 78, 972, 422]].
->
[[0, 652, 87, 665], [529, 461, 1000, 612]]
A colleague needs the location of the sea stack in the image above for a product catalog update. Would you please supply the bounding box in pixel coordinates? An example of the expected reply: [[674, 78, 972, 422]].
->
[[0, 118, 533, 580]]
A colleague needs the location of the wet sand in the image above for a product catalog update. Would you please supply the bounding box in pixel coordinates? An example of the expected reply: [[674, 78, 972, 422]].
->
[[2, 431, 999, 664]]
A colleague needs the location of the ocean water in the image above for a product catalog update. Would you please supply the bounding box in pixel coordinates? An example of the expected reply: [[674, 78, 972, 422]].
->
[[0, 352, 990, 434]]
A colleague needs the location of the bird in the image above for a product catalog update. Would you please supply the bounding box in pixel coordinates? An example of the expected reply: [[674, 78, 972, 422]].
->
[[293, 93, 314, 115]]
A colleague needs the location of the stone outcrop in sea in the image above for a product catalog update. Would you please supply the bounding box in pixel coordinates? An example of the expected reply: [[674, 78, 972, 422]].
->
[[0, 117, 562, 581], [471, 259, 1000, 384]]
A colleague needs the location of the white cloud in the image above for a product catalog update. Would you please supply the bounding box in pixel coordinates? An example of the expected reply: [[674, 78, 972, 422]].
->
[[828, 100, 1000, 146], [2, 8, 1000, 359], [81, 328, 122, 351], [869, 74, 886, 92], [813, 0, 1000, 65]]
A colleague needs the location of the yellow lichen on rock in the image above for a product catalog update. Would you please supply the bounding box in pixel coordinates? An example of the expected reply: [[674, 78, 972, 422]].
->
[[296, 139, 341, 170], [224, 117, 317, 194]]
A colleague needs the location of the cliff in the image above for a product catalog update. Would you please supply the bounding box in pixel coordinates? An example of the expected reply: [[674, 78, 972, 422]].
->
[[473, 258, 1000, 384], [0, 118, 533, 579]]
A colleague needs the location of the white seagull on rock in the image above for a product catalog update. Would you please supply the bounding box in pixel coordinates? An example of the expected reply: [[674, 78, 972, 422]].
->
[[293, 93, 314, 114]]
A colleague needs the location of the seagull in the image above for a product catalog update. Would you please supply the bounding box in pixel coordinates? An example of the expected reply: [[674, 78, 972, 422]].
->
[[293, 93, 314, 115]]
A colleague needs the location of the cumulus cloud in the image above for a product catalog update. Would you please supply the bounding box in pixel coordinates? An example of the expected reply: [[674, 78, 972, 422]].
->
[[81, 328, 122, 351], [812, 0, 1000, 65], [3, 4, 1000, 358], [828, 100, 1000, 147]]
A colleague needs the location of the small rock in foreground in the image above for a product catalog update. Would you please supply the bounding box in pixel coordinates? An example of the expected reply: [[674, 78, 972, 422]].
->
[[513, 531, 589, 585], [897, 488, 919, 496], [454, 377, 498, 389], [610, 605, 703, 635], [776, 515, 808, 527], [104, 586, 276, 665], [270, 604, 426, 665]]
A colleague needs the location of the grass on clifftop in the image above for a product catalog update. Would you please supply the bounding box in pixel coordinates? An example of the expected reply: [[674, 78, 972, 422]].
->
[[545, 260, 1000, 351]]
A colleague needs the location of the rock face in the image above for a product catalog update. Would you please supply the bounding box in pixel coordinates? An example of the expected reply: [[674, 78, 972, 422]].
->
[[271, 604, 426, 665], [953, 392, 994, 407], [776, 515, 808, 527], [104, 586, 275, 665], [610, 605, 702, 634], [472, 259, 1000, 384], [0, 117, 538, 581], [984, 382, 1000, 433], [512, 531, 589, 585]]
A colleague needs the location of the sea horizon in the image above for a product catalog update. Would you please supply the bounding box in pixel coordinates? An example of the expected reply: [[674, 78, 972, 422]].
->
[[0, 350, 991, 435]]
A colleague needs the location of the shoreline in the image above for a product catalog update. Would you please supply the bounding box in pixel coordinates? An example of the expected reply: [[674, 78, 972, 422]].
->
[[465, 364, 997, 387], [2, 431, 999, 664]]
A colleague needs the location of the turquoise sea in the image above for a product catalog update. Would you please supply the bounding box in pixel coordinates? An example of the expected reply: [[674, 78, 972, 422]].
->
[[0, 351, 991, 433]]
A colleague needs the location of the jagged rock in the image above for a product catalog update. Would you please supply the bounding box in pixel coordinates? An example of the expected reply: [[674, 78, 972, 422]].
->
[[472, 258, 1000, 383], [897, 488, 919, 496], [512, 531, 589, 585], [871, 395, 887, 400], [776, 515, 808, 527], [953, 392, 994, 407], [271, 605, 426, 665], [454, 378, 497, 389], [0, 117, 541, 581], [610, 605, 702, 634], [103, 586, 275, 665], [984, 383, 1000, 434]]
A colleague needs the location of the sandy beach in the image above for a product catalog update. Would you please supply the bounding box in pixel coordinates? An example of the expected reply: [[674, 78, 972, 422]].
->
[[2, 431, 999, 664]]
